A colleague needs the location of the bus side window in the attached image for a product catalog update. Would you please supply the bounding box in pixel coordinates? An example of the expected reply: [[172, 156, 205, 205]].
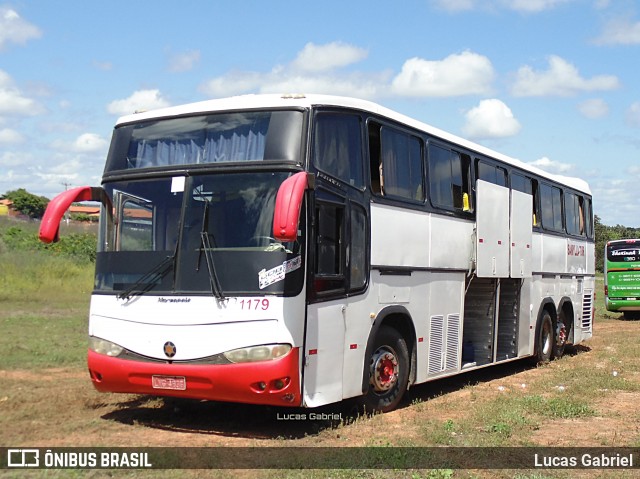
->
[[584, 198, 594, 239], [540, 183, 563, 232], [477, 160, 507, 187], [313, 113, 364, 188], [511, 173, 538, 227], [379, 127, 424, 201], [350, 204, 367, 290], [428, 144, 471, 212]]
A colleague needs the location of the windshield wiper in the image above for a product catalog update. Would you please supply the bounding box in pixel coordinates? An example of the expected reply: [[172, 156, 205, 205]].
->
[[118, 254, 174, 300], [196, 199, 226, 301]]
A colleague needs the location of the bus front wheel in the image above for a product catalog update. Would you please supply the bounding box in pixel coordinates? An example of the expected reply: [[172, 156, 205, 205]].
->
[[360, 326, 409, 413]]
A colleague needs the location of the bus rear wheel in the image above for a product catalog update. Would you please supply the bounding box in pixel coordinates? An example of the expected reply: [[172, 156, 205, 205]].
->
[[360, 326, 409, 413], [535, 311, 554, 364], [553, 311, 568, 359]]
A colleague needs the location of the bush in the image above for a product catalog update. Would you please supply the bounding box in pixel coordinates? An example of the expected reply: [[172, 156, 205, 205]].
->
[[0, 225, 96, 263]]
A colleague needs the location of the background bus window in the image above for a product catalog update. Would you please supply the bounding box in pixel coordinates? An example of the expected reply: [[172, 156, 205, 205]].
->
[[540, 183, 563, 232], [379, 127, 424, 201], [314, 113, 364, 188]]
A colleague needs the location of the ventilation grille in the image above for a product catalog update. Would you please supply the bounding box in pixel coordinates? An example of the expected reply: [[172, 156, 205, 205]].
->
[[581, 289, 593, 332], [428, 315, 444, 375], [428, 313, 461, 375]]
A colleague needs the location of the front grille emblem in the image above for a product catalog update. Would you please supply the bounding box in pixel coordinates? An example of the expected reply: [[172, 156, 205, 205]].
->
[[163, 341, 177, 358]]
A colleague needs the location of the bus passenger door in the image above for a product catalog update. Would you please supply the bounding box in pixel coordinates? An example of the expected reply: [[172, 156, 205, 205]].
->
[[303, 195, 347, 407], [303, 194, 368, 407]]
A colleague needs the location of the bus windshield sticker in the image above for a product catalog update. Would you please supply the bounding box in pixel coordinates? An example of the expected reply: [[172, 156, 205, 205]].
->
[[258, 256, 302, 289], [171, 176, 186, 193]]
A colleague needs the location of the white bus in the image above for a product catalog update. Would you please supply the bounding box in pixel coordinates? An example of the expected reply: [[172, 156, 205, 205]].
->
[[40, 94, 595, 412]]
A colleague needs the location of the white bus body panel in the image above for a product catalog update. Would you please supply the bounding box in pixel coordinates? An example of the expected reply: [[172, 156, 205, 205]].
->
[[476, 180, 510, 278], [510, 189, 533, 278], [370, 203, 474, 271]]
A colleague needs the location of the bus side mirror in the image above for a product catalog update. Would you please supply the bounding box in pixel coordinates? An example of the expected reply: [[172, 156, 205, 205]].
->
[[273, 172, 313, 242], [39, 186, 109, 243]]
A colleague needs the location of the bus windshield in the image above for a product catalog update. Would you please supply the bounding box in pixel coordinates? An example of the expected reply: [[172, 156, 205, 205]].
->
[[606, 243, 640, 264], [94, 171, 305, 296], [104, 110, 304, 173]]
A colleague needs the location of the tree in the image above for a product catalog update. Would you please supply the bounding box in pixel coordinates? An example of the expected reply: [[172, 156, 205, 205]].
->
[[2, 188, 49, 219]]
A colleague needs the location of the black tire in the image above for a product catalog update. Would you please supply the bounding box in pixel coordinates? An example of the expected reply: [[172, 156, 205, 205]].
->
[[553, 310, 568, 359], [534, 311, 553, 364], [359, 326, 410, 413], [623, 311, 640, 320]]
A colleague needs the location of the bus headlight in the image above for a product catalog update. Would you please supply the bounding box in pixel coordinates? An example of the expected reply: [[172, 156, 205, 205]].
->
[[89, 336, 124, 357], [223, 344, 291, 363]]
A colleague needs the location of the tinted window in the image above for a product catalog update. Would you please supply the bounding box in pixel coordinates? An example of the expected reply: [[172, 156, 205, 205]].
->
[[379, 127, 424, 201], [314, 113, 364, 188], [564, 192, 586, 236], [540, 183, 563, 232], [428, 144, 470, 211], [106, 110, 304, 172], [477, 161, 507, 186]]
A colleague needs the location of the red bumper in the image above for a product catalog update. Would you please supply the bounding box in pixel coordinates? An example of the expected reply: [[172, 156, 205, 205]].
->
[[87, 347, 301, 407]]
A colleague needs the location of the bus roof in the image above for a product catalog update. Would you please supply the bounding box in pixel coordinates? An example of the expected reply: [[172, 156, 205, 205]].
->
[[116, 93, 591, 195]]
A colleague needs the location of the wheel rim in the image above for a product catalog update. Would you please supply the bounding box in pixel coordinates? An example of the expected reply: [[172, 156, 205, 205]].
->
[[556, 321, 567, 347], [542, 320, 552, 356], [370, 346, 399, 393]]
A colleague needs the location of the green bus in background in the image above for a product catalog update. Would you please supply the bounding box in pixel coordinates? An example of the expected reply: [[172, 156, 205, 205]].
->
[[604, 239, 640, 319]]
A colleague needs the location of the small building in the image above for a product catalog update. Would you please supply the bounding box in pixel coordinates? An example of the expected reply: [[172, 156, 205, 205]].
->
[[0, 199, 16, 217]]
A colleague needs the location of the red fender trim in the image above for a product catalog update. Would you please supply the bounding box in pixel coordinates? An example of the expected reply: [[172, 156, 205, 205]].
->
[[39, 186, 106, 243], [272, 172, 310, 242]]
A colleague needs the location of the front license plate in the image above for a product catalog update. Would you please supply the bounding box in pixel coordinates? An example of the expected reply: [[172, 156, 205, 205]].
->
[[152, 375, 186, 390]]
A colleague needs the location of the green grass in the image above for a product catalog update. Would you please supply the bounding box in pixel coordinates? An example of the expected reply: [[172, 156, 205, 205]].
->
[[0, 219, 94, 369]]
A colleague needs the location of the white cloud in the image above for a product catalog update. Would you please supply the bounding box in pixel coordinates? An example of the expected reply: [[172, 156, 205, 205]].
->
[[199, 42, 382, 99], [510, 55, 620, 96], [578, 98, 609, 119], [200, 71, 263, 97], [51, 133, 109, 153], [391, 51, 495, 97], [93, 61, 113, 71], [199, 43, 493, 100], [528, 156, 574, 173], [462, 99, 521, 138], [0, 6, 41, 51], [107, 89, 171, 116], [593, 18, 640, 45], [626, 102, 640, 128], [505, 0, 573, 13], [168, 50, 201, 73], [431, 0, 573, 13], [290, 42, 368, 72], [0, 128, 24, 144], [431, 0, 475, 12], [0, 150, 29, 167], [0, 69, 46, 116]]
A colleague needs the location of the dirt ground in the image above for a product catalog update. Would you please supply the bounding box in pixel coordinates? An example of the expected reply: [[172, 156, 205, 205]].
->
[[2, 319, 639, 453]]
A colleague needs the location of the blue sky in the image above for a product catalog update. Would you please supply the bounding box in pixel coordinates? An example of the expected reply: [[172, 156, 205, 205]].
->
[[1, 0, 639, 226]]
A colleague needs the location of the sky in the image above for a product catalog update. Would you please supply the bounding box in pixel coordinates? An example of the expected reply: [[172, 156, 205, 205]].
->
[[1, 0, 639, 227]]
